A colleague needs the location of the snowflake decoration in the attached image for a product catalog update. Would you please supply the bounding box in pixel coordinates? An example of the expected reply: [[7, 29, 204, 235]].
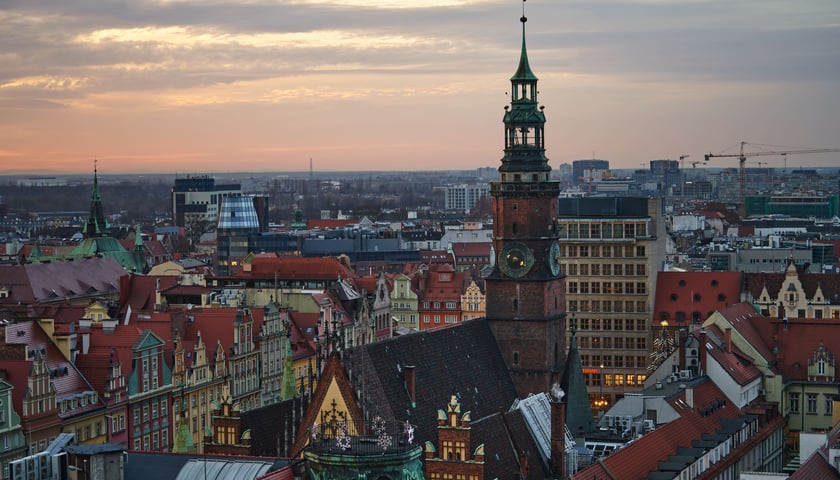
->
[[372, 415, 386, 436], [377, 433, 393, 451], [403, 420, 415, 445], [335, 420, 351, 451]]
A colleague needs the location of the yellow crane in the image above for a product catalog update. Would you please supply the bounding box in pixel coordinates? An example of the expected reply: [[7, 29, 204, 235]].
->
[[704, 141, 840, 217]]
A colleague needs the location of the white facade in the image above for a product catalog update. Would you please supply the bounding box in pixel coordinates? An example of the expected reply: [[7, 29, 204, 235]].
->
[[444, 183, 489, 211]]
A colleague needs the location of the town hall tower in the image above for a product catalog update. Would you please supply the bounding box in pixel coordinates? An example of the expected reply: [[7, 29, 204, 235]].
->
[[486, 6, 566, 397]]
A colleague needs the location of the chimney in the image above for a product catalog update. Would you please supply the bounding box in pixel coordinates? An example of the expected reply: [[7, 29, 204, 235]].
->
[[404, 365, 416, 405], [81, 331, 90, 355], [685, 387, 694, 408], [678, 328, 688, 371], [550, 387, 566, 478], [699, 329, 707, 374], [725, 328, 732, 353]]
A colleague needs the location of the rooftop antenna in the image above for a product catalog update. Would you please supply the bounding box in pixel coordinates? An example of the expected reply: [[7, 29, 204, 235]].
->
[[309, 157, 313, 181]]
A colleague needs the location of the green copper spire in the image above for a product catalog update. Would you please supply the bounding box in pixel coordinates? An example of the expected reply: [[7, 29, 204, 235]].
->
[[511, 2, 537, 82], [84, 160, 110, 237], [499, 0, 550, 176]]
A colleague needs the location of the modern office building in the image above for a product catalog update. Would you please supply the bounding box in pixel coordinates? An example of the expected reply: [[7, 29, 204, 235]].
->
[[215, 195, 269, 276], [745, 194, 839, 219], [171, 176, 242, 228], [556, 197, 666, 412]]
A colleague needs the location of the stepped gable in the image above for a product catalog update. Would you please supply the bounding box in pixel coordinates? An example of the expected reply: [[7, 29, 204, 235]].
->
[[5, 321, 99, 419], [342, 317, 549, 478], [743, 269, 840, 305], [653, 271, 742, 326]]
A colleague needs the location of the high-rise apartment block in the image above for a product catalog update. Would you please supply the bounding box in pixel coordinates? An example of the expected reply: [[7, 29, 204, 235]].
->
[[444, 183, 490, 211], [555, 197, 665, 411]]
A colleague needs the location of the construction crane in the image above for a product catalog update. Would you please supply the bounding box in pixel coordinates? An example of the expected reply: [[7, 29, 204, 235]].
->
[[679, 154, 690, 169], [704, 141, 840, 217]]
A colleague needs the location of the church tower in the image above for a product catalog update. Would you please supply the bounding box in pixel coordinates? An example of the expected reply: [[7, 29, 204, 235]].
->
[[486, 3, 566, 397]]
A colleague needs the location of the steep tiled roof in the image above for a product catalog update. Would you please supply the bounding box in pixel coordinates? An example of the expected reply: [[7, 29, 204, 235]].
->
[[5, 321, 100, 419], [701, 326, 763, 386], [791, 422, 840, 479], [653, 271, 742, 326], [242, 395, 310, 457], [119, 274, 178, 314], [714, 303, 777, 367], [749, 316, 840, 381], [1, 360, 35, 415], [244, 256, 356, 280], [575, 380, 742, 480], [0, 265, 36, 305], [342, 318, 549, 479], [1, 257, 124, 304], [452, 242, 491, 257], [743, 270, 840, 307]]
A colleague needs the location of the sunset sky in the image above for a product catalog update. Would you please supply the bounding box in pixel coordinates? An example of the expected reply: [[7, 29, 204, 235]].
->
[[1, 0, 839, 174]]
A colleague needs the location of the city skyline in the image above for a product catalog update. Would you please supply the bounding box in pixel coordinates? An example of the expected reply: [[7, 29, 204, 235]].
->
[[1, 0, 839, 175]]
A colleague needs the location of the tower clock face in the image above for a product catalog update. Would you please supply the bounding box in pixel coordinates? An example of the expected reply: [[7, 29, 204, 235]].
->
[[548, 241, 562, 276], [499, 242, 534, 278]]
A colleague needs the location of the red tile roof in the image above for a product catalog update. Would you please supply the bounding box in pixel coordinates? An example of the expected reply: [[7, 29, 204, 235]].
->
[[701, 326, 763, 386], [653, 271, 742, 326], [575, 381, 743, 480], [451, 242, 491, 256], [715, 303, 777, 369], [5, 321, 99, 419], [750, 316, 840, 381], [244, 256, 357, 281]]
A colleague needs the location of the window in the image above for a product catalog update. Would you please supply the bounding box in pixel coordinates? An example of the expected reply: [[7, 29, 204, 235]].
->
[[826, 396, 834, 415], [789, 393, 800, 414], [807, 394, 817, 414], [636, 264, 646, 276]]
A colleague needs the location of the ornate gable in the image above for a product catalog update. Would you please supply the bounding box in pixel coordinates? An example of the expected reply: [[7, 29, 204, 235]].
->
[[808, 341, 835, 381], [289, 352, 364, 457]]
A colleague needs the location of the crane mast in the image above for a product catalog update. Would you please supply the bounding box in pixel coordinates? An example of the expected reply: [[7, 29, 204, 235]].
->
[[704, 141, 840, 217]]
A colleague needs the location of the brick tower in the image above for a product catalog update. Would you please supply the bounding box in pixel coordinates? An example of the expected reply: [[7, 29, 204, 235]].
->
[[486, 3, 566, 397]]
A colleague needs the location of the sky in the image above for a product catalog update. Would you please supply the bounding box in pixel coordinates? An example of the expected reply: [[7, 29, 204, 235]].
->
[[1, 0, 839, 175]]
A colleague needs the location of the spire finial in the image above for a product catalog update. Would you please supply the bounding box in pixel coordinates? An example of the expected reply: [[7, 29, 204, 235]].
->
[[521, 0, 527, 24]]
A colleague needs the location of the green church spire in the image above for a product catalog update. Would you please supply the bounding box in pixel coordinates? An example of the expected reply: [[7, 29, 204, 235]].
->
[[499, 0, 549, 177], [511, 1, 537, 82], [84, 160, 110, 237]]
